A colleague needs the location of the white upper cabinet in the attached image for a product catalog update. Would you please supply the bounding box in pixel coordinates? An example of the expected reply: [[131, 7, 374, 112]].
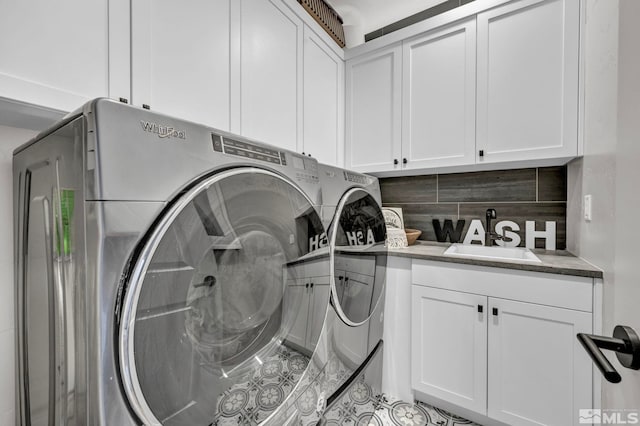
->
[[131, 0, 230, 130], [302, 26, 344, 166], [476, 0, 580, 164], [0, 0, 122, 112], [234, 0, 303, 152], [345, 0, 582, 175], [346, 45, 402, 173], [402, 18, 476, 169]]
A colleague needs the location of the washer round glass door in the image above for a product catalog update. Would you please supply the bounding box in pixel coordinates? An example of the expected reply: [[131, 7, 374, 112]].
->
[[329, 188, 387, 327], [118, 168, 329, 425]]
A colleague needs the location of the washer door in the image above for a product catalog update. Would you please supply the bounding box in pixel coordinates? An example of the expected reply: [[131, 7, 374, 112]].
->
[[329, 188, 387, 327], [118, 168, 329, 425]]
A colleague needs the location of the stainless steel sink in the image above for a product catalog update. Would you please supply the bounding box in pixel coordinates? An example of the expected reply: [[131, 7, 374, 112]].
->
[[443, 243, 541, 263]]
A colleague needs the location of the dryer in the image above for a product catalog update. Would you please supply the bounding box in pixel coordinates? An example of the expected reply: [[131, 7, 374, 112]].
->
[[13, 99, 334, 425], [315, 164, 388, 422]]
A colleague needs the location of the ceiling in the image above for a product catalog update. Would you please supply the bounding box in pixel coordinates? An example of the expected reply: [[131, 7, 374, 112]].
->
[[324, 0, 448, 47]]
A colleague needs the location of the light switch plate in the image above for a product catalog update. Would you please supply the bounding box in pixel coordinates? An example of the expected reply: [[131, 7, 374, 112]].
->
[[584, 194, 592, 221]]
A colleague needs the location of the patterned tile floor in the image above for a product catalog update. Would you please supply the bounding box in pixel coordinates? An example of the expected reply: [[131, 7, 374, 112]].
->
[[314, 377, 481, 426], [214, 345, 313, 425], [212, 345, 480, 426]]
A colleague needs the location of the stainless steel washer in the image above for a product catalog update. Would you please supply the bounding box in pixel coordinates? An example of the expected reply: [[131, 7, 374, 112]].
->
[[13, 99, 333, 425], [316, 164, 387, 421]]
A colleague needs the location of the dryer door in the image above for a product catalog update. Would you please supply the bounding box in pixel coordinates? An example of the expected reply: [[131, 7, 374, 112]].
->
[[329, 188, 387, 327], [118, 168, 329, 425]]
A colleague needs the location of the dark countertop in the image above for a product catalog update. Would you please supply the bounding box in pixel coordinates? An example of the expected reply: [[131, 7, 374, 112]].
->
[[287, 242, 603, 279], [389, 241, 603, 279]]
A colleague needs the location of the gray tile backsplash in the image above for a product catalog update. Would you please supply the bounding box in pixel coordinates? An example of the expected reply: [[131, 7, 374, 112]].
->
[[438, 168, 537, 202], [380, 167, 567, 249], [379, 174, 437, 204], [538, 166, 567, 201]]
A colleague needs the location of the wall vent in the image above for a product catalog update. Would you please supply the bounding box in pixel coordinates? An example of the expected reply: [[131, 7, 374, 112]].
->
[[298, 0, 345, 48]]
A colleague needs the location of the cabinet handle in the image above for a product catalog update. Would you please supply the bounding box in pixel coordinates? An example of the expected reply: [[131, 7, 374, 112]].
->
[[577, 325, 640, 384], [477, 305, 483, 313], [310, 282, 314, 289], [338, 276, 343, 281], [393, 159, 398, 165], [118, 97, 129, 104], [305, 283, 309, 289], [142, 104, 151, 110], [344, 276, 349, 282], [479, 149, 484, 157], [402, 158, 408, 164], [492, 307, 498, 316]]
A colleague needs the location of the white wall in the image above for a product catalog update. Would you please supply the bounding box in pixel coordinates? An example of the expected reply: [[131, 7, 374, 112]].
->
[[0, 125, 38, 425], [567, 0, 640, 408], [609, 0, 640, 408], [567, 0, 619, 320]]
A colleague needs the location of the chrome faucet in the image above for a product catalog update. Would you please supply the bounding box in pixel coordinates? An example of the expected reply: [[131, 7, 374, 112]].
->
[[485, 208, 503, 246]]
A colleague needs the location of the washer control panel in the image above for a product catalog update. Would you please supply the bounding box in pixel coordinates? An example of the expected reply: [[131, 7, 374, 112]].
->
[[212, 133, 319, 185], [212, 133, 286, 165]]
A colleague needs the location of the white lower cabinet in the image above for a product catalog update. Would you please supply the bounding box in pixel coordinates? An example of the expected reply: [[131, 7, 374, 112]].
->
[[411, 260, 595, 426], [411, 286, 487, 413], [487, 298, 592, 426], [284, 275, 330, 353]]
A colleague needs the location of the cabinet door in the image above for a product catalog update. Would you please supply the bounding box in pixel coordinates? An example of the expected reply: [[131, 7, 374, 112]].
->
[[341, 271, 374, 324], [283, 279, 310, 349], [332, 269, 371, 366], [0, 0, 115, 112], [488, 298, 592, 426], [236, 0, 302, 151], [476, 0, 580, 164], [131, 0, 230, 130], [346, 45, 402, 173], [306, 276, 330, 350], [411, 286, 487, 414], [302, 26, 344, 166], [402, 18, 476, 169]]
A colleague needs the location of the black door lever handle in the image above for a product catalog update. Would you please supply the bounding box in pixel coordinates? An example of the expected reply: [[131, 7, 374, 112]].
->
[[577, 325, 640, 383]]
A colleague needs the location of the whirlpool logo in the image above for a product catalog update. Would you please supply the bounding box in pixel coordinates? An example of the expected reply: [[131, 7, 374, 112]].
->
[[140, 121, 186, 140]]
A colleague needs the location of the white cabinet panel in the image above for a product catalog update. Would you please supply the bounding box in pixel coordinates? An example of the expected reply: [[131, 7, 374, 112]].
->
[[131, 0, 230, 129], [307, 276, 330, 348], [283, 275, 330, 353], [0, 0, 114, 112], [283, 280, 309, 349], [303, 27, 344, 166], [411, 286, 487, 414], [402, 19, 476, 169], [488, 298, 592, 426], [238, 0, 302, 151], [476, 0, 580, 163], [411, 261, 595, 425], [346, 45, 402, 173]]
